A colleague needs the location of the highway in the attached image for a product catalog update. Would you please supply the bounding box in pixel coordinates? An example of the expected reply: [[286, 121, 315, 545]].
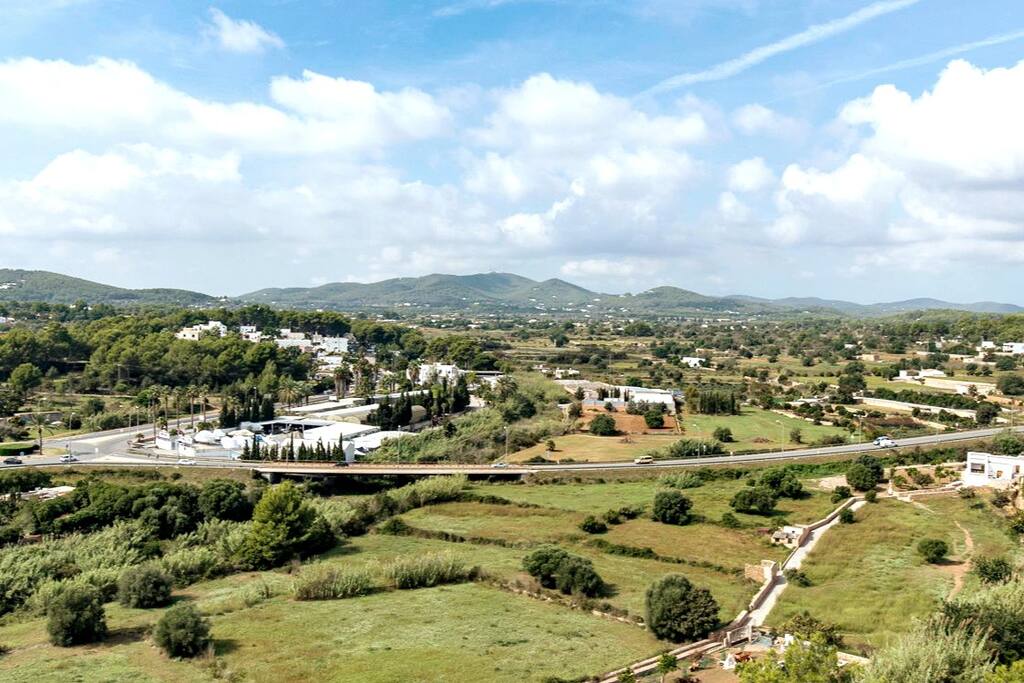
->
[[4, 423, 1019, 475]]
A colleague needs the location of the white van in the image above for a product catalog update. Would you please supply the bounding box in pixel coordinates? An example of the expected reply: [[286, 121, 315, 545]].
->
[[633, 455, 654, 465]]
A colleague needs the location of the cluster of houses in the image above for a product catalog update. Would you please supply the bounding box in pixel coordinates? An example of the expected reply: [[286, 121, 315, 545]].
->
[[175, 321, 350, 354]]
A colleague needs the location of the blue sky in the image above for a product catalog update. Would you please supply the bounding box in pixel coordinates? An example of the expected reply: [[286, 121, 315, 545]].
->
[[1, 0, 1023, 303]]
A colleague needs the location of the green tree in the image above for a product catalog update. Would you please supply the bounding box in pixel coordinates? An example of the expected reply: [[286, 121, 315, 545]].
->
[[644, 411, 665, 429], [652, 490, 693, 526], [236, 482, 335, 569], [589, 413, 617, 436], [47, 584, 107, 646], [712, 426, 734, 443], [997, 374, 1024, 396], [154, 603, 211, 658], [645, 574, 719, 642], [117, 564, 173, 608], [730, 486, 777, 515], [198, 479, 252, 522], [845, 463, 879, 491], [738, 635, 850, 683], [656, 653, 678, 683], [8, 362, 43, 395], [523, 546, 570, 588]]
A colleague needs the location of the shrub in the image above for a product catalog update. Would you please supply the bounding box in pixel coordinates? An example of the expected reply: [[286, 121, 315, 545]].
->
[[992, 490, 1012, 508], [712, 426, 733, 443], [845, 463, 879, 491], [523, 546, 570, 588], [942, 580, 1024, 665], [665, 439, 723, 458], [579, 515, 608, 534], [838, 508, 855, 524], [645, 574, 719, 642], [730, 486, 777, 515], [779, 611, 842, 646], [643, 411, 665, 429], [554, 556, 605, 597], [784, 569, 812, 587], [159, 547, 224, 586], [652, 490, 693, 526], [830, 486, 852, 503], [864, 489, 878, 503], [293, 565, 374, 600], [117, 564, 172, 608], [658, 473, 704, 489], [758, 469, 803, 499], [382, 552, 475, 589], [715, 514, 740, 531], [973, 556, 1013, 584], [917, 538, 948, 564], [154, 603, 211, 658], [198, 479, 252, 522], [46, 584, 107, 646], [589, 414, 617, 436]]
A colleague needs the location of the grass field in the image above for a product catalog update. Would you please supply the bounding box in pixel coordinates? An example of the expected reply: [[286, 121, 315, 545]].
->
[[682, 407, 851, 452], [766, 494, 1021, 653]]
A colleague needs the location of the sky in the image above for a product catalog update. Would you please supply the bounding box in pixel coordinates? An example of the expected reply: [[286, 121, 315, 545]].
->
[[1, 0, 1024, 303]]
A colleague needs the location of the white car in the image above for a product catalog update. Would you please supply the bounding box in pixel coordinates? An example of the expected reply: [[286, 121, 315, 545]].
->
[[58, 454, 78, 463], [490, 462, 509, 468], [633, 455, 654, 465], [874, 437, 897, 449], [176, 458, 197, 466]]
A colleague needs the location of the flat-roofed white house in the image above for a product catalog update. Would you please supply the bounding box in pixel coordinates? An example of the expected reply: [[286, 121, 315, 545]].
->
[[1003, 342, 1024, 355], [963, 451, 1024, 489], [175, 320, 228, 340], [416, 363, 464, 384]]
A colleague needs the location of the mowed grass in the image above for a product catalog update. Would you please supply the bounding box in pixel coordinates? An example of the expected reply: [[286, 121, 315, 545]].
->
[[682, 407, 851, 452], [402, 501, 583, 543], [767, 495, 1020, 653], [508, 433, 681, 463], [472, 478, 838, 525]]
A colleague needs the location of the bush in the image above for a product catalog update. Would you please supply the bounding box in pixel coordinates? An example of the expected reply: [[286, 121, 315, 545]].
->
[[652, 490, 693, 526], [720, 512, 741, 528], [838, 508, 855, 524], [154, 603, 211, 658], [757, 469, 803, 499], [645, 574, 719, 642], [588, 414, 617, 436], [730, 486, 777, 515], [523, 546, 570, 588], [382, 552, 475, 589], [658, 473, 704, 489], [198, 479, 252, 522], [117, 564, 172, 608], [712, 426, 733, 443], [845, 463, 879, 491], [554, 556, 605, 597], [830, 486, 852, 503], [579, 515, 608, 534], [864, 490, 878, 503], [784, 569, 812, 587], [973, 556, 1013, 584], [293, 565, 374, 600], [917, 538, 948, 564], [46, 584, 107, 646], [643, 411, 665, 429]]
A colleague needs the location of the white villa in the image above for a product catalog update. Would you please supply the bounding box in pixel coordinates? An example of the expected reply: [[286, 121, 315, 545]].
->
[[963, 451, 1024, 489], [175, 320, 228, 340], [1003, 342, 1024, 355], [416, 363, 464, 384]]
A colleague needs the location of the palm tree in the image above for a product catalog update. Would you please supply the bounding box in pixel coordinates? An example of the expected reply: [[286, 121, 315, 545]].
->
[[25, 413, 53, 454], [185, 384, 199, 430], [198, 385, 210, 423]]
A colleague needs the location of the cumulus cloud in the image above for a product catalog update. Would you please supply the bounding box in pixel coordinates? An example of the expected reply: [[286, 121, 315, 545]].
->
[[0, 58, 450, 154], [767, 58, 1024, 264], [727, 157, 773, 192], [731, 103, 803, 137], [205, 8, 284, 54]]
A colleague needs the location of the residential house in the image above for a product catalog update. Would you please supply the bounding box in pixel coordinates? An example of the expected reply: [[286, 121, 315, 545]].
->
[[1002, 342, 1024, 355], [416, 363, 464, 384], [963, 451, 1024, 489], [175, 320, 228, 340]]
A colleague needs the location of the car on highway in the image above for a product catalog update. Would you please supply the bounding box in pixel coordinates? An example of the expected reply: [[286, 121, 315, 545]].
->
[[3, 457, 22, 465], [333, 461, 349, 467], [490, 462, 509, 468], [874, 436, 897, 448], [59, 454, 78, 463], [176, 458, 197, 466], [633, 455, 655, 465]]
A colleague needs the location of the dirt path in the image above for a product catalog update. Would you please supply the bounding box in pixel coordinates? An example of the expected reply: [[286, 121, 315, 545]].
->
[[945, 521, 974, 599]]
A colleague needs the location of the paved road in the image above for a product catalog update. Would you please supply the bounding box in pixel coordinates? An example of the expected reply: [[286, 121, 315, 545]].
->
[[4, 424, 1020, 474]]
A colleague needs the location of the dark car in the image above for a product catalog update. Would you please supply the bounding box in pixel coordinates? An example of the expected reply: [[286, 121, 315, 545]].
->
[[3, 457, 23, 465], [333, 461, 349, 467]]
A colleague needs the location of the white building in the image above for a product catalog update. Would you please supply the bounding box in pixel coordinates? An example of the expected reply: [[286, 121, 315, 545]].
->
[[417, 363, 464, 384], [175, 320, 228, 341], [979, 340, 998, 351], [680, 356, 706, 368], [1002, 342, 1024, 355], [963, 451, 1024, 489], [621, 386, 677, 411], [897, 369, 947, 380], [314, 335, 349, 354]]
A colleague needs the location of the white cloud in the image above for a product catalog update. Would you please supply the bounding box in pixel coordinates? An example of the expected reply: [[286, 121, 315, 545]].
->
[[0, 58, 449, 154], [561, 257, 662, 279], [731, 103, 803, 137], [766, 59, 1024, 262], [717, 191, 750, 223], [644, 0, 920, 93], [205, 8, 284, 54], [727, 157, 773, 192]]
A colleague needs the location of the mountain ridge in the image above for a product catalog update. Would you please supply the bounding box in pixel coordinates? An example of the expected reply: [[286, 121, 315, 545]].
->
[[0, 268, 1020, 317]]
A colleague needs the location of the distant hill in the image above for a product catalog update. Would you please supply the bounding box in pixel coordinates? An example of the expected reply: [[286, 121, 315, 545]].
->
[[0, 269, 1020, 317], [0, 269, 218, 306]]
